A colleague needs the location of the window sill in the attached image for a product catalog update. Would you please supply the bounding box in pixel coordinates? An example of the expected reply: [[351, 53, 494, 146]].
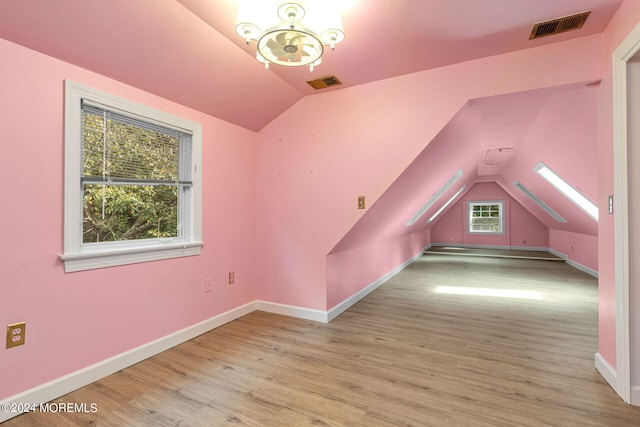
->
[[59, 242, 203, 272]]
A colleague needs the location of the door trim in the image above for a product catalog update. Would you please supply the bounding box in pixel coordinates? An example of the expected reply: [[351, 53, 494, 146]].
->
[[611, 20, 640, 404]]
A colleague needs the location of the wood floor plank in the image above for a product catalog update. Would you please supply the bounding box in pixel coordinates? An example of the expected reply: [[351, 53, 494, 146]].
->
[[5, 254, 640, 426]]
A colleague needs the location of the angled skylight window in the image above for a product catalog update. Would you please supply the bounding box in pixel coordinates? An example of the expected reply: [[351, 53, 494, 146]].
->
[[514, 181, 566, 223], [406, 169, 462, 226], [533, 162, 598, 221], [427, 185, 466, 223]]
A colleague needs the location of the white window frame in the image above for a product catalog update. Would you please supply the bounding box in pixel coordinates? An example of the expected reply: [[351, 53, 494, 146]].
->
[[60, 81, 203, 272], [467, 200, 505, 234]]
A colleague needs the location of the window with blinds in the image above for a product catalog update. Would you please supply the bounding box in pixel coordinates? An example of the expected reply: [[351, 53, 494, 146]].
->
[[61, 81, 202, 272], [81, 103, 192, 243], [468, 201, 504, 233]]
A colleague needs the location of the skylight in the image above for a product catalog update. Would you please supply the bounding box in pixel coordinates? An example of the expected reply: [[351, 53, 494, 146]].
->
[[514, 181, 566, 223], [405, 169, 462, 226], [427, 185, 466, 223], [533, 162, 598, 221]]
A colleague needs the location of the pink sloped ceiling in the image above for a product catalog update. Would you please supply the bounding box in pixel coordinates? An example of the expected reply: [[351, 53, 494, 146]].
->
[[498, 84, 599, 237], [0, 38, 257, 399], [0, 1, 623, 131], [0, 0, 303, 131]]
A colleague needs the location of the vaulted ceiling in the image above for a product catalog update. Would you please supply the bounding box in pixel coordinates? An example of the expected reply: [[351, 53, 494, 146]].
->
[[0, 0, 622, 130], [0, 0, 615, 242]]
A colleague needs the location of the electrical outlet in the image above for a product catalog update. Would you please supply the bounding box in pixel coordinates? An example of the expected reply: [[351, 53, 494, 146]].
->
[[6, 322, 26, 349], [229, 272, 235, 285], [204, 279, 213, 293]]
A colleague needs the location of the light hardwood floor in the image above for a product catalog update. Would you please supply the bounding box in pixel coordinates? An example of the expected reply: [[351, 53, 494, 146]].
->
[[5, 254, 640, 426]]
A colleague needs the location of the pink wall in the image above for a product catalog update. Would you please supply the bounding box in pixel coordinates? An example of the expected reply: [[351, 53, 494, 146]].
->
[[326, 232, 426, 309], [430, 200, 465, 245], [596, 0, 640, 371], [256, 36, 602, 312], [548, 230, 598, 272], [431, 182, 549, 248], [0, 38, 257, 399]]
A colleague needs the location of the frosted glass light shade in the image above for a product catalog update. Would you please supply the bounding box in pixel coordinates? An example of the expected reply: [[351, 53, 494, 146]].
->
[[257, 28, 323, 66]]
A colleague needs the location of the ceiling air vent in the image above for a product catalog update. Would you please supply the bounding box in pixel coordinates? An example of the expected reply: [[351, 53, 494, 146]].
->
[[307, 75, 342, 90], [529, 10, 591, 40]]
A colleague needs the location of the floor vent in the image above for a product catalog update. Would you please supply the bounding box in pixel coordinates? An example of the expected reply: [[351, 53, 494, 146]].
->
[[529, 11, 591, 40], [307, 75, 342, 90]]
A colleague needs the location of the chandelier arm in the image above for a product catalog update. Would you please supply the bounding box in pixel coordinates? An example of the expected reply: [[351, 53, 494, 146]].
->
[[237, 2, 343, 71]]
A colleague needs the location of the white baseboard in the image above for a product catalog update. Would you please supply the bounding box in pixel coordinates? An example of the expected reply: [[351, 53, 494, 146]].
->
[[595, 352, 620, 399], [632, 386, 640, 406], [255, 301, 328, 323], [327, 250, 424, 322], [429, 243, 598, 278], [547, 248, 598, 278], [567, 258, 598, 278], [431, 243, 549, 252], [1, 246, 424, 423], [0, 301, 257, 423]]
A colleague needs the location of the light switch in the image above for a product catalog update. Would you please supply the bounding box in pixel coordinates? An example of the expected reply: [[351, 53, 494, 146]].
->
[[608, 195, 614, 214]]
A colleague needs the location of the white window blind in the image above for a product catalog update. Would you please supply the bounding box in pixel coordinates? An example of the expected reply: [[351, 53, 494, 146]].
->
[[81, 102, 192, 187]]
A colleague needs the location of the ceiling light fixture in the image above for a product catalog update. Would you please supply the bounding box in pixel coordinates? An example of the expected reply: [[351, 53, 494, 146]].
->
[[235, 1, 345, 72]]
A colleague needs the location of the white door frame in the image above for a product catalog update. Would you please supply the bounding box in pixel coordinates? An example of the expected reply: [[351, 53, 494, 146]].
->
[[612, 20, 640, 405]]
